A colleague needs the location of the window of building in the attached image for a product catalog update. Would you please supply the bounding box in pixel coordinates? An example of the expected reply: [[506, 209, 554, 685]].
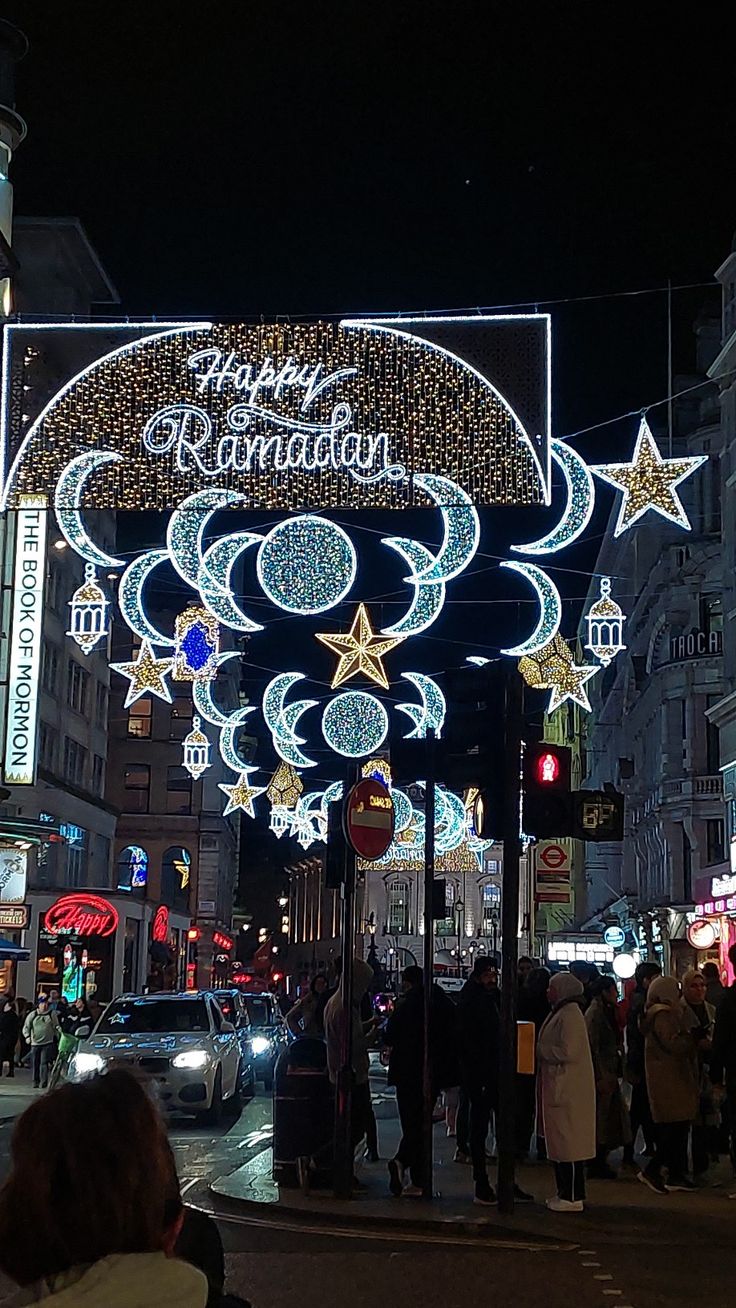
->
[[47, 563, 62, 614], [682, 826, 692, 902], [95, 683, 109, 730], [42, 645, 59, 696], [481, 881, 501, 935], [117, 844, 148, 892], [161, 846, 191, 910], [170, 696, 193, 740], [67, 660, 89, 715], [123, 764, 150, 814], [63, 737, 88, 787], [435, 879, 456, 937], [706, 818, 725, 866], [166, 766, 192, 815], [387, 880, 410, 935], [128, 698, 152, 738], [701, 595, 723, 639], [67, 843, 86, 888], [39, 723, 58, 772], [92, 754, 105, 792], [706, 695, 720, 775]]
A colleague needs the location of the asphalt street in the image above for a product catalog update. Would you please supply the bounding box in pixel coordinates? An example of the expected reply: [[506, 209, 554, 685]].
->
[[0, 1086, 734, 1307]]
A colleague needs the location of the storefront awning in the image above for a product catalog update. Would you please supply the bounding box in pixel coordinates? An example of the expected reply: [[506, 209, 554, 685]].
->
[[0, 935, 30, 961]]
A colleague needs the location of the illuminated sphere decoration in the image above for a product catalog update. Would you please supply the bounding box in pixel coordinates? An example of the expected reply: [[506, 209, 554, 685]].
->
[[256, 515, 357, 614], [322, 690, 389, 757]]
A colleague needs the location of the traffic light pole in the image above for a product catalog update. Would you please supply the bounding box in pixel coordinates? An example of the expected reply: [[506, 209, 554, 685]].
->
[[334, 764, 358, 1200], [422, 729, 436, 1200], [497, 668, 523, 1216]]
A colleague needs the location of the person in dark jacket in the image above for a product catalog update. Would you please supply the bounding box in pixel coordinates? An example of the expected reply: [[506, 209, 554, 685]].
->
[[622, 961, 660, 1165], [710, 942, 736, 1177], [515, 966, 550, 1159], [585, 976, 631, 1178], [702, 962, 725, 1013], [0, 1000, 20, 1077], [385, 966, 457, 1196]]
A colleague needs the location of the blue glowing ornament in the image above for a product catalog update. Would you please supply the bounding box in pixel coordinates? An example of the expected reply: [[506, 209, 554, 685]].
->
[[510, 439, 595, 556], [500, 561, 562, 657], [321, 691, 389, 758], [173, 605, 220, 681], [256, 515, 357, 614]]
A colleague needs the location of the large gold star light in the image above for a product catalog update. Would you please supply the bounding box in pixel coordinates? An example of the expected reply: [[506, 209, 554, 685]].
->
[[219, 769, 266, 818], [316, 603, 404, 689], [110, 640, 174, 707], [593, 416, 707, 538]]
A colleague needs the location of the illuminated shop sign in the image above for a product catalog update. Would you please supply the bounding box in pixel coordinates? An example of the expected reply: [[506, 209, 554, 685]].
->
[[712, 872, 736, 898], [45, 893, 119, 938], [151, 905, 169, 943], [669, 629, 722, 662], [213, 930, 233, 951], [0, 846, 27, 904], [3, 495, 48, 784]]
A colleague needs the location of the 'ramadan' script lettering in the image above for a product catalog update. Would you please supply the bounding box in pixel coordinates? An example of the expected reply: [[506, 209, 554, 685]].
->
[[141, 349, 407, 483]]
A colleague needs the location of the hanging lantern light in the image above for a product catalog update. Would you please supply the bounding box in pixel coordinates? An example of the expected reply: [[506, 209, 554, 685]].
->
[[173, 605, 220, 681], [585, 576, 627, 666], [182, 715, 212, 779], [269, 805, 290, 838], [67, 564, 109, 655]]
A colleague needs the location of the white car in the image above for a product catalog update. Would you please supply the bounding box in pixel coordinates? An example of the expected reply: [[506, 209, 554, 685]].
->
[[68, 992, 241, 1123]]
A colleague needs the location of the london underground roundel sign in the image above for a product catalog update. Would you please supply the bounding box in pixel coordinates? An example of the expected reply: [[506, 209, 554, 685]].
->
[[344, 778, 395, 861]]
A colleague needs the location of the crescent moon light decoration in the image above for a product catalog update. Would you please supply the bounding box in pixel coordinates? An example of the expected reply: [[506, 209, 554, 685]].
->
[[389, 787, 413, 834], [380, 538, 447, 636], [397, 672, 447, 739], [435, 788, 467, 854], [411, 473, 480, 584], [510, 439, 595, 556], [320, 780, 344, 814], [54, 450, 126, 568], [118, 549, 175, 647], [273, 698, 319, 769], [219, 706, 258, 773], [262, 673, 308, 733], [166, 488, 245, 588], [191, 652, 242, 726], [198, 532, 264, 632], [500, 560, 562, 657]]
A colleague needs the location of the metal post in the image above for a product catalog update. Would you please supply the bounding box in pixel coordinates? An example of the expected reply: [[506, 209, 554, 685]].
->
[[497, 669, 523, 1215], [422, 728, 436, 1200], [334, 765, 357, 1199]]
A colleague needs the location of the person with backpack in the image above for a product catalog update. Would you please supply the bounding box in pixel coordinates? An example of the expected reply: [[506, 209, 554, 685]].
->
[[22, 995, 60, 1089]]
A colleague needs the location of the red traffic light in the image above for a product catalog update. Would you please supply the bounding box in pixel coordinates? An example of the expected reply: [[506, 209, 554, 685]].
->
[[536, 751, 560, 784], [523, 742, 571, 793], [187, 927, 200, 942]]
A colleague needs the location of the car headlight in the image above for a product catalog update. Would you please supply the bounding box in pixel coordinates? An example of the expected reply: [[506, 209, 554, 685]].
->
[[172, 1050, 210, 1070], [251, 1036, 270, 1056], [72, 1052, 105, 1076]]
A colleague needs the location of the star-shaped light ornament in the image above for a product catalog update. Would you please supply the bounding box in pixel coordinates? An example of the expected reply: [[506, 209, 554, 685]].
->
[[219, 769, 266, 818], [518, 633, 599, 713], [592, 416, 707, 538], [316, 602, 404, 689], [110, 640, 174, 707]]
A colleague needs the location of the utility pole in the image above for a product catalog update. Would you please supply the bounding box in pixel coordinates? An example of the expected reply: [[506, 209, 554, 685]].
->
[[333, 764, 358, 1199], [497, 669, 523, 1215], [421, 728, 436, 1200]]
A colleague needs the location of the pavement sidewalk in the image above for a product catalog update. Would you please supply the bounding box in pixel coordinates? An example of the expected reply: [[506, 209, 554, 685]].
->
[[210, 1082, 736, 1246], [0, 1066, 39, 1124]]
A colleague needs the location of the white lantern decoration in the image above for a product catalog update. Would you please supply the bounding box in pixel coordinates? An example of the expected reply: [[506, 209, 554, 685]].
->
[[269, 805, 290, 838], [182, 715, 211, 779], [67, 564, 109, 654], [585, 576, 626, 666]]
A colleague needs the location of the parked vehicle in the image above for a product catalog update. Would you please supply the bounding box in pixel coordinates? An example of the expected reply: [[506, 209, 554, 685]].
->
[[205, 988, 256, 1097], [68, 993, 241, 1123], [243, 991, 288, 1089]]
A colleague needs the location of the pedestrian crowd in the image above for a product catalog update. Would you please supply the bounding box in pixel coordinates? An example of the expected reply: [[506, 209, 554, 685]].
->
[[0, 989, 101, 1088]]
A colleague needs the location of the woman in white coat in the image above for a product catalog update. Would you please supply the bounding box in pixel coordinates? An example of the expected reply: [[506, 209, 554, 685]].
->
[[537, 971, 596, 1212]]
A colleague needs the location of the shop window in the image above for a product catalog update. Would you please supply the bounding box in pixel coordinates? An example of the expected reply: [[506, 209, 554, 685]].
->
[[166, 765, 192, 815], [706, 818, 725, 866], [170, 696, 193, 740], [387, 880, 410, 935], [67, 660, 89, 715], [124, 764, 150, 814], [161, 846, 191, 910], [128, 698, 152, 738], [63, 736, 88, 787], [117, 844, 149, 892], [42, 645, 59, 695]]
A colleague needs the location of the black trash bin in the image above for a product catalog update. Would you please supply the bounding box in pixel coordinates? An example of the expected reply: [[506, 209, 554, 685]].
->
[[272, 1036, 334, 1189]]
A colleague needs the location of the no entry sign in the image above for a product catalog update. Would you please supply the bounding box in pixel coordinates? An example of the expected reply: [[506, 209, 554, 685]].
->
[[344, 778, 395, 861]]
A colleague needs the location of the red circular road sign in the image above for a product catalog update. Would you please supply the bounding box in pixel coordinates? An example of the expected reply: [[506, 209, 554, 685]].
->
[[344, 778, 395, 861], [538, 843, 567, 870]]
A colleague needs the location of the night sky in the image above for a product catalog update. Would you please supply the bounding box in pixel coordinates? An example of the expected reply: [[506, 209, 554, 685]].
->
[[6, 3, 736, 905]]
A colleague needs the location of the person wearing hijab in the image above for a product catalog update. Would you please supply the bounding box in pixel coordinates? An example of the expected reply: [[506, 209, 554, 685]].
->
[[537, 972, 596, 1212], [639, 975, 699, 1194]]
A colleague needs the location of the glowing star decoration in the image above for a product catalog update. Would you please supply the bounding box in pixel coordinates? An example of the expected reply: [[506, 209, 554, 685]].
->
[[257, 515, 357, 614], [585, 577, 627, 666], [110, 640, 174, 707], [173, 605, 220, 682], [397, 672, 446, 739], [219, 769, 266, 818], [198, 532, 264, 632], [54, 450, 126, 568], [316, 603, 403, 690], [380, 538, 446, 637], [410, 474, 480, 583], [182, 715, 211, 779], [322, 691, 389, 757], [511, 439, 595, 556], [266, 761, 304, 810], [500, 561, 562, 657], [117, 550, 175, 647], [518, 633, 599, 714], [592, 416, 707, 538], [67, 564, 109, 654]]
